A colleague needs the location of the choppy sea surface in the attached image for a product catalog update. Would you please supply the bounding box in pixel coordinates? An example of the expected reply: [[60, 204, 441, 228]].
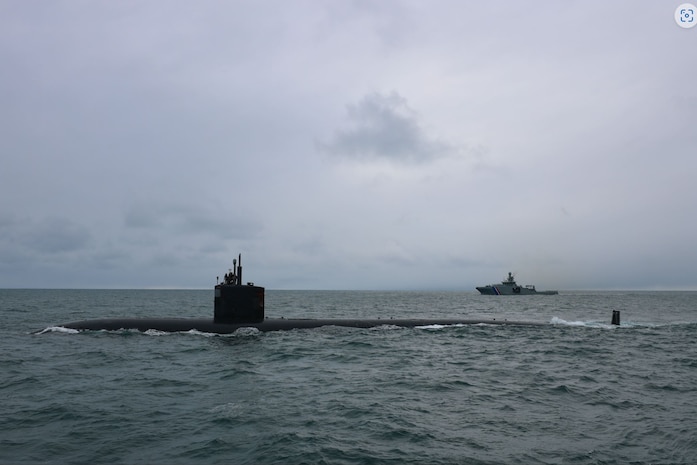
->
[[2, 289, 696, 464]]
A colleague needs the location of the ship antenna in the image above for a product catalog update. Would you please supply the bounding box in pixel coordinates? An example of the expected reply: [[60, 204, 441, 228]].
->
[[237, 253, 242, 286]]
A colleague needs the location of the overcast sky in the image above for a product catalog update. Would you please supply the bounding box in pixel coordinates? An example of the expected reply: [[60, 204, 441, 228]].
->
[[1, 1, 695, 290]]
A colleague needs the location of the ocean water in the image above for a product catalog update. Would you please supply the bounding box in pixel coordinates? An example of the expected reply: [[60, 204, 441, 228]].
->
[[2, 289, 696, 464]]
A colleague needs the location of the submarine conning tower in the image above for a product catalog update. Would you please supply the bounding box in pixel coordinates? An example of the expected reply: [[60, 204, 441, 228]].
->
[[214, 254, 265, 324]]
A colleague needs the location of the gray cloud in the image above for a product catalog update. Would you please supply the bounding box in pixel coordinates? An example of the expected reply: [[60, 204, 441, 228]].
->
[[320, 92, 455, 163], [124, 202, 261, 241], [0, 2, 695, 290], [1, 216, 91, 256]]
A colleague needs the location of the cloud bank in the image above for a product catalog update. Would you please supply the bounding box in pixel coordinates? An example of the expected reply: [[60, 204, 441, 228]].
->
[[1, 1, 695, 290]]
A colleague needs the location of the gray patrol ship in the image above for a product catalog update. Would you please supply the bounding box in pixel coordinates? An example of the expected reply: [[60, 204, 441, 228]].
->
[[476, 272, 558, 295]]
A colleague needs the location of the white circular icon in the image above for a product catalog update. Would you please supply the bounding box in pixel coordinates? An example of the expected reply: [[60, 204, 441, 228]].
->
[[675, 3, 697, 28]]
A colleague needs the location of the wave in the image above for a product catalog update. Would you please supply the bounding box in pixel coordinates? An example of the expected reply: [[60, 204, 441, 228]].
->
[[550, 317, 616, 328], [35, 326, 79, 334], [550, 317, 697, 329]]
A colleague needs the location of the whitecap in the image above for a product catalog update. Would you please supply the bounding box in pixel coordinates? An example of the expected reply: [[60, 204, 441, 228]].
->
[[143, 329, 169, 336], [550, 317, 616, 329], [550, 317, 587, 326], [210, 402, 243, 418], [232, 327, 261, 336], [416, 324, 449, 330], [368, 324, 403, 330], [35, 326, 79, 334], [183, 329, 218, 337]]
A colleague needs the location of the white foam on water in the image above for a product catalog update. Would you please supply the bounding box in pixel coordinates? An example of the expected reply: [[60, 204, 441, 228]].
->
[[36, 326, 80, 334], [550, 317, 616, 329], [368, 324, 404, 330], [143, 329, 169, 336], [231, 326, 261, 336]]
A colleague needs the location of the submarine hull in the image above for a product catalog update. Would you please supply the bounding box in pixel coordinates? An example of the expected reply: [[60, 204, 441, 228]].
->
[[59, 317, 545, 333], [51, 256, 549, 334]]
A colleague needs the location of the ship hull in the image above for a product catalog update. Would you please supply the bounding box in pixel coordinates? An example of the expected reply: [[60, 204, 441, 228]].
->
[[476, 285, 557, 295], [57, 316, 545, 333]]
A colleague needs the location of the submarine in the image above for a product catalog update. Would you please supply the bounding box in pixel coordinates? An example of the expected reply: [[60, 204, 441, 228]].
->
[[55, 255, 620, 333]]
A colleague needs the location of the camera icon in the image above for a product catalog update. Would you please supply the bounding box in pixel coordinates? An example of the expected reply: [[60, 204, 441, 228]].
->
[[675, 3, 697, 28]]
